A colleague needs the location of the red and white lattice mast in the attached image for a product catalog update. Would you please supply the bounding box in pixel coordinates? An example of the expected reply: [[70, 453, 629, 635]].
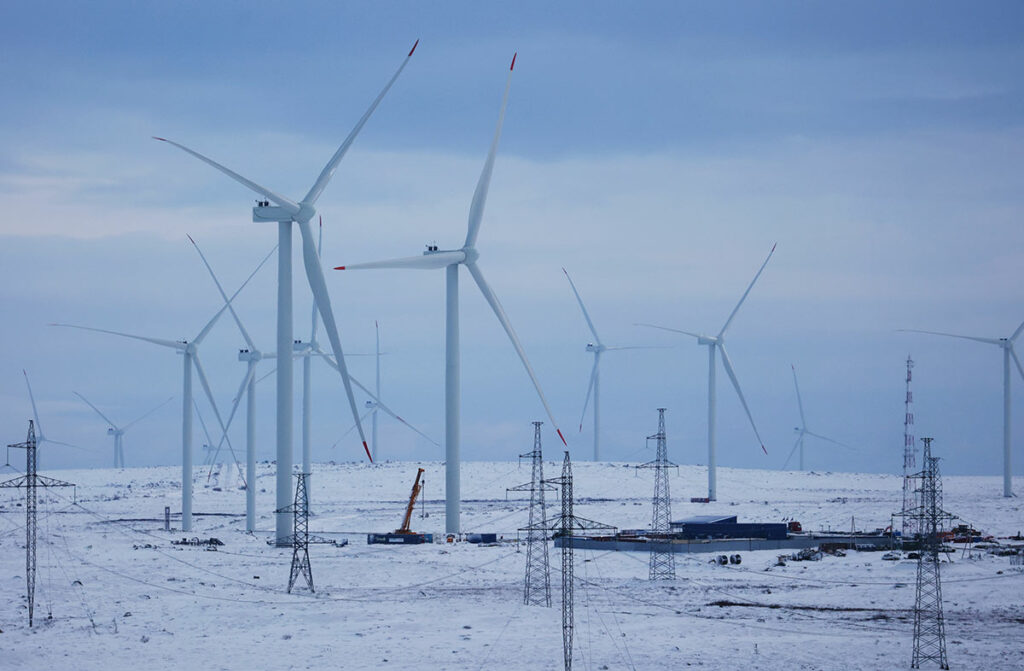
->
[[901, 355, 918, 542]]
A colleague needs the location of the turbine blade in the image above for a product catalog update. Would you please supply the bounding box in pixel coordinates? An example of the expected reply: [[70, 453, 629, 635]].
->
[[317, 347, 439, 447], [256, 367, 276, 386], [192, 353, 246, 484], [464, 53, 515, 250], [230, 363, 260, 406], [153, 138, 300, 214], [122, 396, 175, 432], [192, 243, 272, 346], [1011, 347, 1024, 383], [804, 430, 854, 451], [336, 251, 465, 271], [73, 391, 120, 431], [331, 407, 377, 449], [192, 397, 215, 451], [189, 234, 275, 351], [719, 243, 776, 338], [296, 219, 371, 462], [896, 329, 1001, 346], [633, 323, 702, 339], [23, 370, 44, 436], [602, 345, 675, 351], [718, 344, 767, 454], [303, 40, 419, 205], [578, 357, 599, 432], [563, 268, 602, 345], [791, 364, 806, 427], [467, 261, 567, 445], [782, 434, 802, 470], [49, 323, 184, 350], [1011, 318, 1024, 343]]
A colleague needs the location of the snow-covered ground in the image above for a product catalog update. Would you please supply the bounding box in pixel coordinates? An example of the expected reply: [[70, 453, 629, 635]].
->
[[1, 460, 1022, 670]]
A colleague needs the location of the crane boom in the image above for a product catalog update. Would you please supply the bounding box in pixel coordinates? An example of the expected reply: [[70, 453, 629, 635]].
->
[[396, 468, 425, 534]]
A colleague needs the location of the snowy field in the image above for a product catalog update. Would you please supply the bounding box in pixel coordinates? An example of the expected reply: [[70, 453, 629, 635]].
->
[[1, 460, 1022, 670]]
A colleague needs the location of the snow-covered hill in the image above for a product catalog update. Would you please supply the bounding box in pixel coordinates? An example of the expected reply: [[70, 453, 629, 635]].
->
[[2, 461, 1021, 670]]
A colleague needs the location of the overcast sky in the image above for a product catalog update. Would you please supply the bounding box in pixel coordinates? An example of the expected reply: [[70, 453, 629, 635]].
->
[[2, 2, 1023, 488]]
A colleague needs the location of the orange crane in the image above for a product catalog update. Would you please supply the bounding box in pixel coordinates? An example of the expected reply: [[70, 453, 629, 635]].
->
[[396, 468, 425, 534], [367, 467, 433, 544]]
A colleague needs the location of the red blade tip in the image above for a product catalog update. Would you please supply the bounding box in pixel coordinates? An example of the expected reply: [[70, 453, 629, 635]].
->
[[363, 441, 373, 463], [557, 428, 567, 445], [152, 136, 167, 142], [334, 266, 346, 270], [187, 234, 195, 244], [510, 53, 517, 71], [409, 39, 419, 57], [761, 444, 768, 455], [771, 242, 777, 252]]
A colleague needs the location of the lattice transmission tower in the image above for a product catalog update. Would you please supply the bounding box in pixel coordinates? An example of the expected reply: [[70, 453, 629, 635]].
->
[[512, 421, 556, 606], [636, 408, 676, 579], [901, 354, 918, 544], [276, 472, 313, 593], [911, 437, 953, 670], [0, 420, 75, 626], [544, 451, 615, 671]]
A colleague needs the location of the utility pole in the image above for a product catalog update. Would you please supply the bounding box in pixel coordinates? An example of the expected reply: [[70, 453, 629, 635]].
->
[[636, 408, 676, 580], [911, 437, 952, 670], [276, 472, 313, 593], [0, 420, 75, 627], [901, 355, 918, 545], [513, 422, 556, 607], [545, 451, 615, 671]]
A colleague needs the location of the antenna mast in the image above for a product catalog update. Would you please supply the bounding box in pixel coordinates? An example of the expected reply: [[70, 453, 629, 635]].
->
[[901, 355, 917, 544]]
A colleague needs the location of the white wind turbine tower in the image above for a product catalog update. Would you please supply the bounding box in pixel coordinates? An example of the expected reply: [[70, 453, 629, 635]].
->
[[52, 245, 269, 531], [155, 41, 418, 543], [899, 319, 1024, 497], [783, 364, 851, 471], [337, 54, 567, 534], [74, 392, 174, 468], [638, 244, 775, 501], [563, 268, 670, 461]]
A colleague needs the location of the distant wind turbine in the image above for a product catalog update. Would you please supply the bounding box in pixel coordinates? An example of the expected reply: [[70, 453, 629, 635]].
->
[[51, 241, 270, 531], [563, 268, 671, 461], [783, 364, 851, 471], [74, 392, 174, 468], [155, 40, 418, 543], [637, 244, 775, 501], [899, 319, 1024, 497], [22, 370, 86, 469], [336, 54, 566, 534]]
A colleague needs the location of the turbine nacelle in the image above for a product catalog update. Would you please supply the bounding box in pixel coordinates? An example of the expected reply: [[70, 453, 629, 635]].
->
[[252, 205, 297, 223], [697, 335, 718, 346], [238, 349, 263, 362]]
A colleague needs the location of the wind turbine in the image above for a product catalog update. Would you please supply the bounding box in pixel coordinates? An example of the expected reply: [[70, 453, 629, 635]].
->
[[155, 41, 417, 544], [332, 321, 439, 458], [22, 370, 83, 469], [336, 54, 566, 534], [73, 392, 174, 468], [563, 268, 670, 461], [899, 319, 1024, 497], [51, 243, 270, 531], [783, 364, 851, 471], [637, 244, 775, 501]]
